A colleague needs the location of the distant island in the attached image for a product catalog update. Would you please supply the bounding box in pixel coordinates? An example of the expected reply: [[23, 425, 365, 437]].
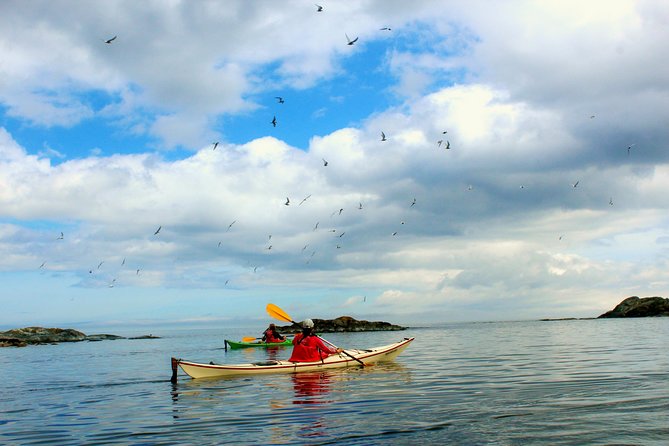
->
[[0, 327, 160, 348], [277, 316, 406, 333], [598, 296, 669, 318]]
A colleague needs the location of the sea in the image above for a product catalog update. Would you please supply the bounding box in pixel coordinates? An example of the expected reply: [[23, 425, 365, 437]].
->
[[1, 318, 668, 445]]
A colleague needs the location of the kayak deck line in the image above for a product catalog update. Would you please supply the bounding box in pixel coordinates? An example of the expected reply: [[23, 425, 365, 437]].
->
[[171, 337, 414, 381]]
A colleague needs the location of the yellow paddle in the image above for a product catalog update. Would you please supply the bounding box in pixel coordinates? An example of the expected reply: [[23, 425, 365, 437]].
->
[[265, 303, 366, 366]]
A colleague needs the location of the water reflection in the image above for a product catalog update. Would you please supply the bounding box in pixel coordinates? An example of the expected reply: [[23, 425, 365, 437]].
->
[[291, 372, 332, 405]]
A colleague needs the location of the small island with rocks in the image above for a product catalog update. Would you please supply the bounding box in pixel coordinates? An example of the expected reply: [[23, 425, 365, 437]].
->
[[278, 316, 407, 333], [598, 296, 669, 318], [0, 327, 160, 348]]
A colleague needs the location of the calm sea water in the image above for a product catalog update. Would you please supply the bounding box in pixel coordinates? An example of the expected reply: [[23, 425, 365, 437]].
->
[[1, 318, 668, 445]]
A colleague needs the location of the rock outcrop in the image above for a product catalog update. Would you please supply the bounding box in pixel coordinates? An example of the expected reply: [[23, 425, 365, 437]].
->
[[278, 316, 406, 333], [598, 296, 669, 318], [0, 327, 160, 347]]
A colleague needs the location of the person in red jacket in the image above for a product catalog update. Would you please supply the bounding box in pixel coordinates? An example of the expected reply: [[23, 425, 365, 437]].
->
[[289, 319, 342, 362], [261, 323, 286, 343]]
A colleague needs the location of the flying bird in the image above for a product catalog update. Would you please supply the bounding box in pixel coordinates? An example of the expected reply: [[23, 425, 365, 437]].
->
[[39, 261, 46, 269], [154, 226, 161, 235], [346, 34, 358, 45], [609, 197, 614, 206], [572, 181, 579, 188], [338, 232, 345, 238], [381, 132, 387, 141], [315, 4, 323, 12], [56, 232, 64, 240], [313, 222, 319, 231], [410, 198, 416, 207], [358, 202, 363, 210], [437, 139, 443, 148], [299, 194, 312, 206], [97, 261, 104, 269], [392, 232, 398, 236], [212, 142, 219, 150], [104, 35, 117, 44], [285, 197, 290, 206], [444, 140, 451, 150], [322, 158, 328, 166], [380, 27, 392, 31], [227, 220, 236, 231], [275, 97, 285, 104], [627, 144, 636, 155], [121, 258, 126, 266]]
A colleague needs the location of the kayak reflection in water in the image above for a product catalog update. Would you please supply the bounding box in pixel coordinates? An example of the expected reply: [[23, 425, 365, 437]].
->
[[261, 323, 286, 343], [289, 319, 342, 362]]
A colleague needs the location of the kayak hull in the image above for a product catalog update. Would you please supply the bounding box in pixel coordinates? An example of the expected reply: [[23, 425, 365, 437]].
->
[[225, 339, 293, 349], [174, 337, 414, 379]]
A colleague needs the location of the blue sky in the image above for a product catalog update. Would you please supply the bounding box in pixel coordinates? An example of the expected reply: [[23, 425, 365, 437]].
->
[[1, 0, 669, 330]]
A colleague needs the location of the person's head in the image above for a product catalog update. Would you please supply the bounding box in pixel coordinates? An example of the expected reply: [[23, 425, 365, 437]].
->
[[301, 318, 314, 334], [268, 323, 276, 329]]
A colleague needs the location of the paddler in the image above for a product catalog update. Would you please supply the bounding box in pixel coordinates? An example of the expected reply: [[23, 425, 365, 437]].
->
[[288, 319, 342, 362], [261, 323, 286, 343]]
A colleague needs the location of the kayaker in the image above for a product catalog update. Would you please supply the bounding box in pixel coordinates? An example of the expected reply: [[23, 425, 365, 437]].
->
[[262, 323, 286, 343], [289, 319, 342, 362]]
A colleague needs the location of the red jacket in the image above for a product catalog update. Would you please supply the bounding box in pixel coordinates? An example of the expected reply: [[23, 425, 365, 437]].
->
[[289, 333, 338, 362], [262, 329, 285, 343]]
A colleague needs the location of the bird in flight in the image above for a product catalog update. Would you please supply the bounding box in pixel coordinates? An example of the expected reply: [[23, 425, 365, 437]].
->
[[56, 232, 64, 240], [346, 34, 358, 45], [154, 226, 161, 235], [380, 27, 392, 31], [97, 261, 104, 269], [212, 142, 219, 150], [572, 181, 579, 188], [313, 222, 319, 231], [381, 132, 387, 141], [410, 198, 416, 207], [275, 97, 285, 104], [271, 116, 277, 127], [121, 258, 126, 266], [609, 197, 614, 206], [299, 194, 312, 206], [105, 35, 117, 44], [358, 202, 363, 210], [322, 158, 328, 166], [227, 220, 236, 231], [315, 4, 323, 12], [285, 197, 290, 206], [627, 144, 636, 155], [39, 261, 46, 269], [444, 141, 451, 150]]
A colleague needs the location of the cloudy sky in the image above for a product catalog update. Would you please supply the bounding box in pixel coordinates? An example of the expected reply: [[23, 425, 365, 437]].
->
[[1, 0, 668, 330]]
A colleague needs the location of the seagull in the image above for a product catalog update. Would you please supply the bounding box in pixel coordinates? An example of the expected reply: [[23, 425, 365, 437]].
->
[[358, 202, 363, 210], [56, 232, 64, 240], [267, 245, 273, 251], [285, 197, 290, 206], [627, 144, 636, 155], [380, 27, 392, 31], [346, 33, 358, 45], [271, 116, 277, 127], [315, 4, 323, 12], [381, 132, 387, 141], [590, 115, 596, 119], [442, 130, 448, 134], [136, 269, 141, 275], [338, 208, 343, 215], [437, 140, 443, 148], [313, 222, 319, 231], [467, 185, 473, 191], [609, 197, 614, 206], [212, 142, 219, 150], [299, 194, 312, 206], [445, 140, 451, 150], [302, 244, 309, 252], [410, 198, 416, 207], [39, 261, 46, 269], [104, 35, 117, 44], [121, 258, 126, 266], [338, 232, 345, 238], [322, 158, 328, 166], [363, 295, 366, 303], [572, 181, 579, 188], [275, 97, 285, 104], [97, 261, 104, 269], [108, 278, 116, 288], [217, 241, 222, 248], [225, 279, 229, 286], [154, 226, 161, 235], [392, 231, 398, 236], [227, 220, 236, 231]]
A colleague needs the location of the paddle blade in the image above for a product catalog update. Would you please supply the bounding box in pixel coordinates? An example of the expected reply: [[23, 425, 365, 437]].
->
[[242, 336, 258, 342], [266, 303, 294, 324]]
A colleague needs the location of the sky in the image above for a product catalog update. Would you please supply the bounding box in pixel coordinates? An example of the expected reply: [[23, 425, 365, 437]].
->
[[1, 0, 669, 330]]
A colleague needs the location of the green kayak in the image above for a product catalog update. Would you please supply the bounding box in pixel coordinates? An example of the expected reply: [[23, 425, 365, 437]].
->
[[224, 339, 293, 350]]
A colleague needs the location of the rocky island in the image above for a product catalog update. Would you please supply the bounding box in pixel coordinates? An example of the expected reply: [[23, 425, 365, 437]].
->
[[277, 316, 406, 333], [0, 327, 160, 347], [598, 296, 669, 318]]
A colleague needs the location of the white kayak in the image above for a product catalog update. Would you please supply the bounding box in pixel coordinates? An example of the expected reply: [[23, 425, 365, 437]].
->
[[171, 337, 414, 380]]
